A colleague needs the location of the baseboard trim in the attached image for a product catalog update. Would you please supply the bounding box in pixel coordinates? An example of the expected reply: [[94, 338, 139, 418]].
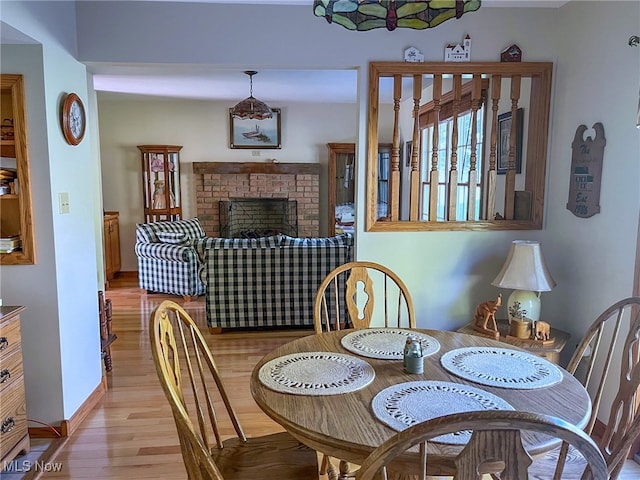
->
[[116, 271, 138, 279], [28, 377, 107, 438]]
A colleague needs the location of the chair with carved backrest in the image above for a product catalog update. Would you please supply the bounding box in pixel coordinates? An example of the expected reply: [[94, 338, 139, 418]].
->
[[150, 300, 318, 480], [354, 410, 608, 480], [314, 260, 416, 333], [527, 296, 640, 479], [314, 261, 416, 478]]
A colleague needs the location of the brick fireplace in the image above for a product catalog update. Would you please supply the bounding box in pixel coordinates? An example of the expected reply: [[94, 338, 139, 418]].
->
[[192, 162, 320, 238]]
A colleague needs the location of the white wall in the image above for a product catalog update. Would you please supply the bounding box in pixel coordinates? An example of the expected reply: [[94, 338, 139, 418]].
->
[[1, 1, 103, 424], [543, 0, 640, 420], [97, 96, 358, 270]]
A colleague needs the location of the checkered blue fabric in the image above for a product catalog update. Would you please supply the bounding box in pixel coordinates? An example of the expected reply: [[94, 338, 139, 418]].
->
[[136, 218, 207, 297], [204, 238, 352, 329]]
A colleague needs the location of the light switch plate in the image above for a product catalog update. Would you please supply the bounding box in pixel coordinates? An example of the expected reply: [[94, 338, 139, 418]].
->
[[58, 192, 70, 214]]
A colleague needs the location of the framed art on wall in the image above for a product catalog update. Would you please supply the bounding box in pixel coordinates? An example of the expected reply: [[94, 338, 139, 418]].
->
[[229, 108, 281, 149], [497, 108, 524, 174]]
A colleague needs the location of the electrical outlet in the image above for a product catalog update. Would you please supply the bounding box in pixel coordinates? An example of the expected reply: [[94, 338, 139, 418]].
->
[[58, 192, 70, 214], [252, 150, 260, 157]]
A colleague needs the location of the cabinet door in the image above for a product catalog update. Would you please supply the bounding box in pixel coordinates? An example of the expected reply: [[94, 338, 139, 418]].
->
[[109, 217, 121, 274], [104, 215, 121, 281]]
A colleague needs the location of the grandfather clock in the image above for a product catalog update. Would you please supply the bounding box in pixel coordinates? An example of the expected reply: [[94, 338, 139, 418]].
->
[[138, 145, 182, 223]]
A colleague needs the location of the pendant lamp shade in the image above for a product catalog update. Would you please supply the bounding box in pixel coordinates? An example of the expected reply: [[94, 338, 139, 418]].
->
[[230, 71, 273, 120]]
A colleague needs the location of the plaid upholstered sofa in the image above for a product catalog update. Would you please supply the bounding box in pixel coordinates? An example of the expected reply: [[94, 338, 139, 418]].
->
[[135, 218, 207, 299], [199, 233, 353, 331]]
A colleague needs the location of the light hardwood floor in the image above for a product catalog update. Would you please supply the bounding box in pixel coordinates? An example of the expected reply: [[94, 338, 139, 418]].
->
[[24, 275, 640, 478]]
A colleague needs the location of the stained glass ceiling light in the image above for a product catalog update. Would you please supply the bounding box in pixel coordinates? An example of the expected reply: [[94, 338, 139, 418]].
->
[[313, 0, 481, 31], [230, 71, 273, 120]]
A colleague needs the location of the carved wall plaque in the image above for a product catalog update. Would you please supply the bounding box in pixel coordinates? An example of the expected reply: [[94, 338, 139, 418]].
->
[[566, 123, 605, 218]]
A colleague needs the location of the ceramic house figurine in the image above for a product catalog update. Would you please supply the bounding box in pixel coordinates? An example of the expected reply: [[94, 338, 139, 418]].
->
[[444, 34, 471, 62], [404, 46, 424, 63]]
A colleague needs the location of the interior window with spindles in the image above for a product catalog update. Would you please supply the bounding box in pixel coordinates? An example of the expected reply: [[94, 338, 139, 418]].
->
[[366, 62, 552, 232]]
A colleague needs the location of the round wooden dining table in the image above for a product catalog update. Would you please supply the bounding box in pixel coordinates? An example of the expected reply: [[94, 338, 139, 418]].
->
[[250, 329, 592, 477]]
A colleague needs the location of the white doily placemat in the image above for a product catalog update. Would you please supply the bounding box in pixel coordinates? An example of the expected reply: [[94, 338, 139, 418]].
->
[[341, 329, 440, 360], [440, 347, 563, 389], [371, 381, 514, 444], [258, 352, 375, 395]]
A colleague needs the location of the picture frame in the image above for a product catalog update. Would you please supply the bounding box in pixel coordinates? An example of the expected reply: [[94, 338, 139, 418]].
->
[[405, 140, 413, 167], [497, 107, 524, 174], [229, 107, 281, 149]]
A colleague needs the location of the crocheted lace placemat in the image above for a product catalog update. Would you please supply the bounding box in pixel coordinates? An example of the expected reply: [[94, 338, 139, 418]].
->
[[371, 380, 514, 444], [258, 352, 375, 395], [440, 346, 563, 389], [341, 329, 441, 360]]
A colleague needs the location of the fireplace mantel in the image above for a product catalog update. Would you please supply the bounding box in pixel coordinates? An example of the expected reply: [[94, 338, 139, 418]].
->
[[193, 162, 320, 175], [193, 161, 320, 238]]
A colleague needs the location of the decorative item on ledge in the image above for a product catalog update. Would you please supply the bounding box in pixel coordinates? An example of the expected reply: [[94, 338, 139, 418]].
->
[[472, 294, 501, 340], [492, 240, 556, 344], [501, 44, 522, 62], [313, 0, 481, 31], [444, 34, 471, 62]]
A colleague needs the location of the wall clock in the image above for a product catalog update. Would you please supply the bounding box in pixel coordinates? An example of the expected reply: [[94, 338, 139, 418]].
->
[[61, 93, 86, 145]]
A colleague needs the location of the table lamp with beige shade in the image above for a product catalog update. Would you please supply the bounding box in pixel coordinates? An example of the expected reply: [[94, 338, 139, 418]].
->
[[491, 240, 556, 340]]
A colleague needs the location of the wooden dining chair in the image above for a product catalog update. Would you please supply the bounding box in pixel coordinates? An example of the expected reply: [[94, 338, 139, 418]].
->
[[149, 300, 319, 480], [313, 260, 416, 333], [527, 296, 640, 480], [313, 261, 415, 478], [353, 410, 608, 480]]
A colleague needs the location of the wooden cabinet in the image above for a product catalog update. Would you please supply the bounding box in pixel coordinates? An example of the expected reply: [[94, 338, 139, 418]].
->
[[0, 74, 35, 264], [0, 306, 30, 465], [138, 145, 182, 223], [104, 212, 121, 282], [327, 142, 391, 236]]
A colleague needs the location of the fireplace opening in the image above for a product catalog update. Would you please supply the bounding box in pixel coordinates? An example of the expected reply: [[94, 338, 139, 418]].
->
[[219, 198, 298, 238]]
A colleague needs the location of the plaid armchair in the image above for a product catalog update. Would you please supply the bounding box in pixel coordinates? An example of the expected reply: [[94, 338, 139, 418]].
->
[[135, 218, 206, 298]]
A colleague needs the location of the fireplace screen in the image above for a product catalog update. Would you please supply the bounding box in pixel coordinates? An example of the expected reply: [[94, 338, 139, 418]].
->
[[219, 198, 298, 238]]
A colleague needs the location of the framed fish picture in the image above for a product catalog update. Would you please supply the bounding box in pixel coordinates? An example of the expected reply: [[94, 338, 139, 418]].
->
[[229, 108, 281, 149]]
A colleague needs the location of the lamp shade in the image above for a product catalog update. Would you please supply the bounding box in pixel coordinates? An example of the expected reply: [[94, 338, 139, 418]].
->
[[491, 240, 556, 292], [230, 71, 273, 120]]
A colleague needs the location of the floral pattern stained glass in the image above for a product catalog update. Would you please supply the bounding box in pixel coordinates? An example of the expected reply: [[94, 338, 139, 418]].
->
[[313, 0, 481, 31]]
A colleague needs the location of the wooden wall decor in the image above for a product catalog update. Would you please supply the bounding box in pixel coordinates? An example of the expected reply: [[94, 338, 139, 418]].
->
[[566, 123, 606, 218]]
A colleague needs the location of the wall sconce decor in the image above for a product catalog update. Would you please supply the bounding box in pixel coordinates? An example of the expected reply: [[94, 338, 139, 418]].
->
[[313, 0, 481, 31]]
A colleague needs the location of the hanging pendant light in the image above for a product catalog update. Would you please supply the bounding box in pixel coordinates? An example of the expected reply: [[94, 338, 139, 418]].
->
[[230, 70, 273, 120]]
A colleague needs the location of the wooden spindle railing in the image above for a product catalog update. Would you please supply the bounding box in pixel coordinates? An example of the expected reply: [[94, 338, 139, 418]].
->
[[409, 74, 422, 221], [389, 74, 402, 221], [366, 62, 552, 232], [447, 75, 463, 220], [428, 74, 442, 222], [486, 74, 501, 221], [504, 75, 521, 220], [467, 75, 482, 221]]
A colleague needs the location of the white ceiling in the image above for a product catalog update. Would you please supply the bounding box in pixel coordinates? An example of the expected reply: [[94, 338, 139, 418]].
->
[[1, 1, 569, 104], [90, 65, 360, 104]]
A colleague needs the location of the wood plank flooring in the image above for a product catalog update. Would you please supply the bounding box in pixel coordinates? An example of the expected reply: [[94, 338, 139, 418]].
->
[[15, 274, 640, 479]]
